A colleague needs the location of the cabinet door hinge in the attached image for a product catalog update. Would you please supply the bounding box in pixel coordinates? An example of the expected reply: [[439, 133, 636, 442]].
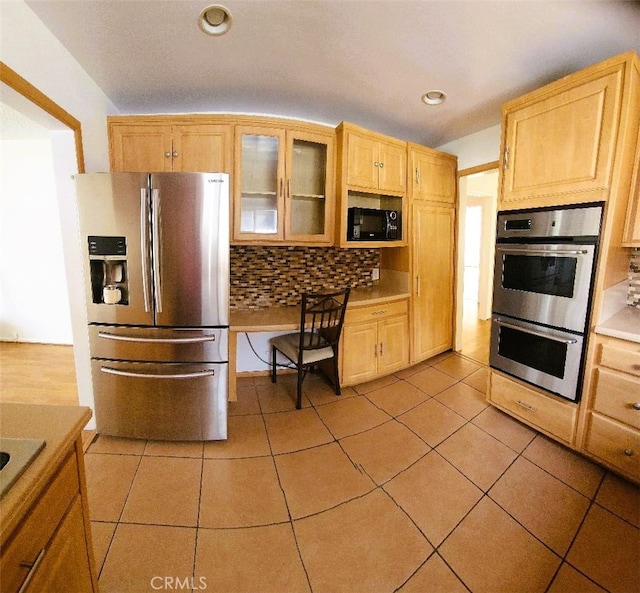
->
[[504, 146, 510, 170]]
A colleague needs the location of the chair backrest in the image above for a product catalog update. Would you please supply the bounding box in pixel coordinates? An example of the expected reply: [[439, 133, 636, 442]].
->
[[298, 287, 351, 352]]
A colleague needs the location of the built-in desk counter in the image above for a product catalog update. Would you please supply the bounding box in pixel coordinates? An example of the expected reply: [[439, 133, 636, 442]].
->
[[228, 283, 410, 400]]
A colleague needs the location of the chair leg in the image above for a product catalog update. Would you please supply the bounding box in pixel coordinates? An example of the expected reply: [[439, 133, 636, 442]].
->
[[332, 356, 341, 396], [296, 367, 304, 409], [271, 345, 277, 383]]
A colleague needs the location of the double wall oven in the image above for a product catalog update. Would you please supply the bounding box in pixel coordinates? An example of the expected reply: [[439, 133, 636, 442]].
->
[[490, 204, 603, 402]]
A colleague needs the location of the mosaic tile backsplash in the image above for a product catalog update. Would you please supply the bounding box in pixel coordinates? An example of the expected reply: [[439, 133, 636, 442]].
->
[[230, 246, 380, 309], [628, 248, 640, 308]]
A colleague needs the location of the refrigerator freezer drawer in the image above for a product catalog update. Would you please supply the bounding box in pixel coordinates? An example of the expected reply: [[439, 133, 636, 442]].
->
[[92, 360, 228, 440], [89, 325, 228, 362]]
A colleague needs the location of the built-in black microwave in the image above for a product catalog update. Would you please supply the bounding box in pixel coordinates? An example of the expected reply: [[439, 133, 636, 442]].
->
[[347, 207, 399, 241]]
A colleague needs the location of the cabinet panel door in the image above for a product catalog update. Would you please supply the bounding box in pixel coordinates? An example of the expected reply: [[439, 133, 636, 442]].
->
[[501, 70, 622, 206], [379, 315, 409, 374], [341, 322, 378, 385], [378, 141, 407, 193], [411, 148, 456, 203], [412, 204, 454, 362], [110, 125, 173, 172], [25, 497, 94, 593], [346, 132, 378, 190], [173, 124, 231, 173]]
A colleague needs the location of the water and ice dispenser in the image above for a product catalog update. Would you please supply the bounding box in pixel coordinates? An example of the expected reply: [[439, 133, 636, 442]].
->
[[88, 236, 129, 305]]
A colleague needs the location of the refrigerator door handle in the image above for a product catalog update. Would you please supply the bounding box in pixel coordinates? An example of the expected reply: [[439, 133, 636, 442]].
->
[[100, 366, 215, 380], [97, 331, 216, 344], [151, 188, 163, 313], [140, 188, 152, 313]]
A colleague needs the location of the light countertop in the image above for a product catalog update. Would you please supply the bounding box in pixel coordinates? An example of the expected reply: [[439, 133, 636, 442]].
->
[[230, 282, 410, 332], [595, 306, 640, 343], [0, 403, 92, 546]]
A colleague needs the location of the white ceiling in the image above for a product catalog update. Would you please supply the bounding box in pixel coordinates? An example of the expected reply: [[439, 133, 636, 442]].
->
[[23, 0, 640, 147]]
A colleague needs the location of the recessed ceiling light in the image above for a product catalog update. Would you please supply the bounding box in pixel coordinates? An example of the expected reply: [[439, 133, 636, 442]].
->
[[198, 4, 233, 36], [421, 90, 447, 105]]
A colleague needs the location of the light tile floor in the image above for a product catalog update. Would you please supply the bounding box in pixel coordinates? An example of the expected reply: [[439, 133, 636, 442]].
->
[[85, 352, 640, 593]]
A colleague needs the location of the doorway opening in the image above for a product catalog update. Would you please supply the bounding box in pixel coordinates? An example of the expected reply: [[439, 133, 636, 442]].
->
[[454, 163, 499, 365], [1, 63, 87, 407]]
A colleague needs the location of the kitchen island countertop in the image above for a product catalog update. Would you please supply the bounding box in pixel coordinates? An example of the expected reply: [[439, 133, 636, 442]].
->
[[0, 403, 92, 547]]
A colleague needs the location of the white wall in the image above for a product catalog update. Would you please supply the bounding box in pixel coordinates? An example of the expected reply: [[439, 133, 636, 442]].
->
[[0, 135, 72, 343], [0, 1, 116, 172], [436, 124, 501, 171], [1, 0, 119, 424]]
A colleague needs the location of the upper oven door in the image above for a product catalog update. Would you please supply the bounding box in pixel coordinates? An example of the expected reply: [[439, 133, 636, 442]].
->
[[492, 243, 596, 333]]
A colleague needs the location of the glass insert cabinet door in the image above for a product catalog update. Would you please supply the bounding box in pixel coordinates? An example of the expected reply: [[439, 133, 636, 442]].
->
[[234, 126, 333, 244], [235, 127, 286, 239], [285, 132, 333, 243]]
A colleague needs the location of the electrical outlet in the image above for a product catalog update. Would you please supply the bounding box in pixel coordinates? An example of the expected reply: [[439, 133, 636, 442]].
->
[[372, 267, 380, 281]]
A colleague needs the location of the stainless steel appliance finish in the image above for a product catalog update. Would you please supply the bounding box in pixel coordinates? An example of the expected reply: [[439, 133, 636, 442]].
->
[[75, 172, 229, 441], [493, 204, 602, 334], [492, 242, 597, 333], [490, 204, 603, 402], [491, 315, 585, 400]]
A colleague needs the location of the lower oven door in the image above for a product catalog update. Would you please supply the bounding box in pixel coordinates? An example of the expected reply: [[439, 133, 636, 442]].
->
[[492, 243, 596, 333], [490, 316, 584, 402], [92, 360, 227, 441]]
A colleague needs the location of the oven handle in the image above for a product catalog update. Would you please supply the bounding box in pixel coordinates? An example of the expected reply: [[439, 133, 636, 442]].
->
[[497, 246, 589, 256], [495, 318, 579, 345]]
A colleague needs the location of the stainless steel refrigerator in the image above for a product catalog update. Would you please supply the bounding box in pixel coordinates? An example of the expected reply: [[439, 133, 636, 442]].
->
[[74, 172, 229, 441]]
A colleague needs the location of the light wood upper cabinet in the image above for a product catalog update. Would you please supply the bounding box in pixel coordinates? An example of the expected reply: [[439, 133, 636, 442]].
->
[[234, 124, 334, 245], [109, 118, 232, 173], [499, 58, 629, 209], [110, 124, 173, 172], [345, 127, 406, 193], [172, 124, 232, 173], [335, 122, 408, 247], [408, 143, 457, 204]]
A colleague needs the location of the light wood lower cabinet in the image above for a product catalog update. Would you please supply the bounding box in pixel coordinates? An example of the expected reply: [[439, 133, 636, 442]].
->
[[341, 299, 409, 385], [488, 370, 579, 446], [1, 444, 97, 593], [581, 335, 640, 482]]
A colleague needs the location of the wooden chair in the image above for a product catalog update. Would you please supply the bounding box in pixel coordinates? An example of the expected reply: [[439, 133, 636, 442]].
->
[[270, 288, 351, 409]]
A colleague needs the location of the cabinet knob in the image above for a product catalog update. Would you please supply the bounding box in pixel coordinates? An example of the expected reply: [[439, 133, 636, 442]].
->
[[624, 449, 634, 456], [374, 161, 380, 167], [165, 152, 171, 158], [172, 151, 179, 157], [379, 162, 384, 168], [633, 402, 640, 411]]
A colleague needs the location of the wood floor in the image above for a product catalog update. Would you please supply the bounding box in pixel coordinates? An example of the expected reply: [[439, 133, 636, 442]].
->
[[0, 342, 79, 406], [459, 301, 491, 365]]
